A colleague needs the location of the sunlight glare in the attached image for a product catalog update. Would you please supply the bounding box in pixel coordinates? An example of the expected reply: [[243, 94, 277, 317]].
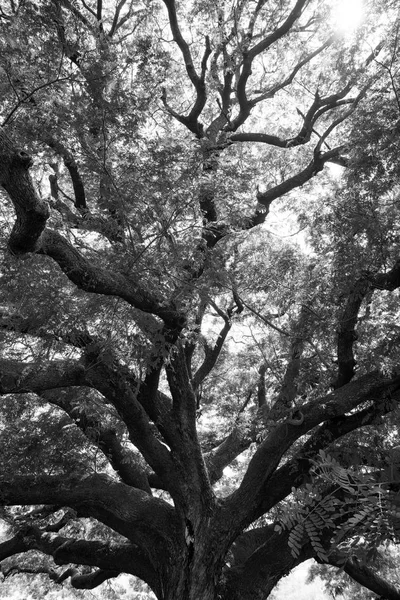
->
[[332, 0, 364, 36]]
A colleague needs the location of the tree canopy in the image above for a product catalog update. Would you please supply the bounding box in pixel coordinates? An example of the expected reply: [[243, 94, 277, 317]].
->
[[1, 0, 400, 599]]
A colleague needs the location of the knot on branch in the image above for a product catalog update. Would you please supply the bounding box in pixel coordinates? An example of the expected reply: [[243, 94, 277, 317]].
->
[[286, 410, 305, 426], [12, 149, 33, 169]]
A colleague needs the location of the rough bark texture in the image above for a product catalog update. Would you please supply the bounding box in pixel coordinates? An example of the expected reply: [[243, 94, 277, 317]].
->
[[1, 1, 400, 598]]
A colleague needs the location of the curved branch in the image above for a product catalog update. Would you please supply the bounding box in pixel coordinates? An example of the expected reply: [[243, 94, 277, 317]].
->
[[0, 128, 184, 329], [161, 0, 211, 134], [51, 537, 159, 591], [161, 0, 201, 87], [232, 0, 309, 129], [69, 568, 119, 589], [0, 529, 159, 594], [222, 370, 400, 533], [0, 473, 179, 552], [254, 395, 399, 521], [0, 533, 26, 561], [41, 388, 152, 493], [224, 525, 314, 600], [82, 344, 176, 485], [0, 353, 173, 490], [206, 347, 394, 491], [327, 551, 400, 600], [245, 146, 345, 228], [231, 78, 362, 146]]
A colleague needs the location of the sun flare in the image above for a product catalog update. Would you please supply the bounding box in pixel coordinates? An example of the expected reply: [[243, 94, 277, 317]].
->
[[332, 0, 365, 36]]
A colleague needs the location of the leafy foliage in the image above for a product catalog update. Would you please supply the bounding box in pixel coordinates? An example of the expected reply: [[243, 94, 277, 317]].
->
[[1, 1, 400, 599]]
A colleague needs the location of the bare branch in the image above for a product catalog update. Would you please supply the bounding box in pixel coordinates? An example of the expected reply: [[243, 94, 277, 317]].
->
[[2, 77, 73, 127], [248, 36, 334, 107], [161, 1, 211, 134], [245, 146, 345, 228], [108, 0, 128, 36], [161, 0, 201, 87], [232, 0, 310, 129]]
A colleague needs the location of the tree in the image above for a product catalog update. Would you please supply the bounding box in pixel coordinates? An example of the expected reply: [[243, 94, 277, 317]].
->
[[1, 0, 400, 598]]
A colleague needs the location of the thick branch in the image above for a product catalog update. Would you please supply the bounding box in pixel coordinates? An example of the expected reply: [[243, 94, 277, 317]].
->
[[254, 396, 399, 521], [0, 127, 184, 329], [224, 525, 314, 600], [327, 551, 400, 600], [0, 533, 26, 561], [205, 425, 257, 484], [166, 344, 214, 511], [266, 304, 313, 420], [334, 259, 400, 390], [51, 537, 159, 591], [0, 358, 86, 394], [0, 308, 94, 347], [69, 568, 119, 589], [222, 370, 400, 533], [333, 276, 370, 389], [81, 345, 176, 486], [370, 258, 400, 291], [41, 388, 152, 493], [0, 529, 159, 594], [0, 474, 178, 552], [0, 353, 175, 493]]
